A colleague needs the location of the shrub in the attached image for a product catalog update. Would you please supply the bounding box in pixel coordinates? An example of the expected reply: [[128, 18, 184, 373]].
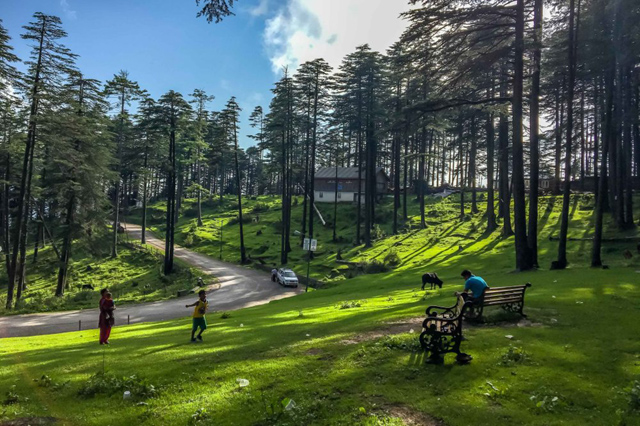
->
[[183, 207, 199, 218], [372, 224, 386, 240], [337, 300, 364, 309], [78, 373, 157, 399], [220, 312, 231, 319], [362, 260, 389, 274], [629, 381, 640, 412], [377, 334, 421, 352], [72, 291, 96, 303], [252, 202, 270, 213], [4, 386, 22, 405], [501, 346, 528, 365], [189, 407, 209, 425], [383, 250, 401, 268]]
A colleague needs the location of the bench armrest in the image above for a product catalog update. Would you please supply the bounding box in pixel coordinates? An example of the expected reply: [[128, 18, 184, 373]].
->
[[422, 315, 463, 335], [425, 305, 456, 317]]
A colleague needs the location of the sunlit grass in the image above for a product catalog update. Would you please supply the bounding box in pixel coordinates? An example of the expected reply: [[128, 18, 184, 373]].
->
[[1, 195, 640, 424]]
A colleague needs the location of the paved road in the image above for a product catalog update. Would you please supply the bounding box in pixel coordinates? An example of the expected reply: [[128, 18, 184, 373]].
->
[[0, 224, 301, 338]]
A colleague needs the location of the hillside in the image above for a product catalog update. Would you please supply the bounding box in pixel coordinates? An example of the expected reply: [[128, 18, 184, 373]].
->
[[135, 193, 640, 282]]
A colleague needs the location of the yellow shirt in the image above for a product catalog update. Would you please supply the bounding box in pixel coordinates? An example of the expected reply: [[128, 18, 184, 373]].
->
[[193, 299, 209, 318]]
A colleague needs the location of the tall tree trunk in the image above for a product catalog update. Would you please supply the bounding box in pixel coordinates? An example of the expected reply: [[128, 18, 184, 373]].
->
[[555, 0, 577, 270], [164, 116, 176, 275], [486, 111, 497, 232], [512, 0, 531, 271], [528, 0, 543, 268], [56, 194, 75, 296], [141, 143, 149, 244], [196, 145, 203, 227], [623, 69, 634, 227], [592, 66, 614, 267], [458, 117, 465, 219], [233, 118, 247, 263], [419, 126, 426, 228], [470, 115, 478, 214], [7, 18, 45, 309], [308, 71, 320, 250], [498, 65, 513, 236]]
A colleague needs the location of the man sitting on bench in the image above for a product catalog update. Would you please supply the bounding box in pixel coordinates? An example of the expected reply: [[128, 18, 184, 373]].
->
[[461, 270, 489, 302]]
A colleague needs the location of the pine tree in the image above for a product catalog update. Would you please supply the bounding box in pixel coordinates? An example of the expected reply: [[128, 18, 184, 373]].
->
[[189, 89, 215, 227], [51, 72, 113, 296], [223, 96, 247, 263], [104, 71, 143, 258], [158, 90, 192, 274], [7, 13, 76, 309]]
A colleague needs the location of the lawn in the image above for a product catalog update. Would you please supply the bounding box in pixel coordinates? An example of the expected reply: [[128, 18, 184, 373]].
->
[[2, 195, 640, 425]]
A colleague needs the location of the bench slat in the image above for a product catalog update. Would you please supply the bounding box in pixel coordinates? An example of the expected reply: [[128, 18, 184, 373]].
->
[[486, 284, 530, 291], [486, 287, 527, 295], [484, 293, 525, 300], [485, 289, 525, 296], [484, 299, 524, 306]]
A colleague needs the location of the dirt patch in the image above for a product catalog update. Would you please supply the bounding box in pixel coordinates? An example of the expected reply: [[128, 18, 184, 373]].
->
[[340, 317, 423, 345], [469, 318, 545, 329], [384, 405, 446, 426], [1, 418, 58, 426], [305, 348, 323, 356]]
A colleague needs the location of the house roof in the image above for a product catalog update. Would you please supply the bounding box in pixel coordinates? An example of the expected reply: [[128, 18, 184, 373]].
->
[[315, 167, 388, 180]]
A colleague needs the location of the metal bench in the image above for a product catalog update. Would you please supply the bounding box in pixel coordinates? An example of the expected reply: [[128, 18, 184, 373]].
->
[[464, 283, 532, 321], [420, 294, 473, 364]]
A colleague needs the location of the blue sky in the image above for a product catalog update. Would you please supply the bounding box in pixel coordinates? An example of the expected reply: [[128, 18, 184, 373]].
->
[[3, 0, 411, 148]]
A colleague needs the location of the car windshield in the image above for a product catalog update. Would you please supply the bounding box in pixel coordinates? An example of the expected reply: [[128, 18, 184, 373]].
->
[[284, 271, 296, 278]]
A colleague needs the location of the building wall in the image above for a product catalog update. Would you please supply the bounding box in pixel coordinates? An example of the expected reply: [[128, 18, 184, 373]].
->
[[314, 171, 389, 195], [314, 190, 359, 203]]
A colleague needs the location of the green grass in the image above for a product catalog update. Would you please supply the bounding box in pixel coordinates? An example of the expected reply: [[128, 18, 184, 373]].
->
[[2, 194, 640, 425], [0, 234, 205, 315], [135, 193, 640, 280]]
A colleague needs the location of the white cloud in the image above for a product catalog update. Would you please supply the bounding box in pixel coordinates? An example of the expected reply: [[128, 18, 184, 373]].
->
[[263, 0, 412, 74], [60, 0, 77, 20], [248, 0, 270, 17]]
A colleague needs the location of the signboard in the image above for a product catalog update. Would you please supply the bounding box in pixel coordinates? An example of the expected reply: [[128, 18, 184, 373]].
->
[[337, 184, 343, 191], [303, 238, 318, 252]]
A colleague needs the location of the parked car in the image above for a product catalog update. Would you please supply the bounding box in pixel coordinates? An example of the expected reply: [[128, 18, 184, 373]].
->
[[276, 268, 299, 287]]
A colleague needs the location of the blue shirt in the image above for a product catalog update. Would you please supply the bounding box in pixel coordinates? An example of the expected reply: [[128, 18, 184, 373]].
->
[[464, 276, 488, 298]]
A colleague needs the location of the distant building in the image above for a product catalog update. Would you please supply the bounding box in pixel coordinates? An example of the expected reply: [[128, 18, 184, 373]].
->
[[313, 167, 389, 203], [524, 177, 556, 192]]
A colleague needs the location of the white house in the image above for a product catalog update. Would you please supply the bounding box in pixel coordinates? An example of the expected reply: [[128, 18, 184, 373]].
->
[[313, 167, 389, 203]]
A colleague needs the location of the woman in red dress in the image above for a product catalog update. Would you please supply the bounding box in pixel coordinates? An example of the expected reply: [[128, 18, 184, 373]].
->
[[99, 289, 115, 344]]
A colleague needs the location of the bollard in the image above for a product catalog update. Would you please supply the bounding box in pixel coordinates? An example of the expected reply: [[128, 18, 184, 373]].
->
[[128, 315, 130, 325], [79, 320, 81, 330]]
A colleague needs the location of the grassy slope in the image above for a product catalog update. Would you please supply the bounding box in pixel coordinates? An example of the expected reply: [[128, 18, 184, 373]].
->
[[136, 193, 639, 280], [1, 195, 640, 425], [0, 235, 203, 315]]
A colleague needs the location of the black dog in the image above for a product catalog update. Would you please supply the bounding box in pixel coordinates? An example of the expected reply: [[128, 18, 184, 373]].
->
[[421, 273, 443, 290]]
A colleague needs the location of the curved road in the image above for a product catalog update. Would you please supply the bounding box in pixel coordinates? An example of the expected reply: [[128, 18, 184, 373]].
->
[[0, 224, 301, 338]]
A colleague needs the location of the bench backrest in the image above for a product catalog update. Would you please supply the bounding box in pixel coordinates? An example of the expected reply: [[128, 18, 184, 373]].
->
[[480, 283, 531, 305], [453, 293, 467, 316]]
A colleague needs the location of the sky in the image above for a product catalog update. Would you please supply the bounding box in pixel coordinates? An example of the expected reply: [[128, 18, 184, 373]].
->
[[2, 0, 412, 148]]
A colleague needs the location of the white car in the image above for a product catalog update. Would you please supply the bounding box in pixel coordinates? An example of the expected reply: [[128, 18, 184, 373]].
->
[[276, 268, 299, 287]]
